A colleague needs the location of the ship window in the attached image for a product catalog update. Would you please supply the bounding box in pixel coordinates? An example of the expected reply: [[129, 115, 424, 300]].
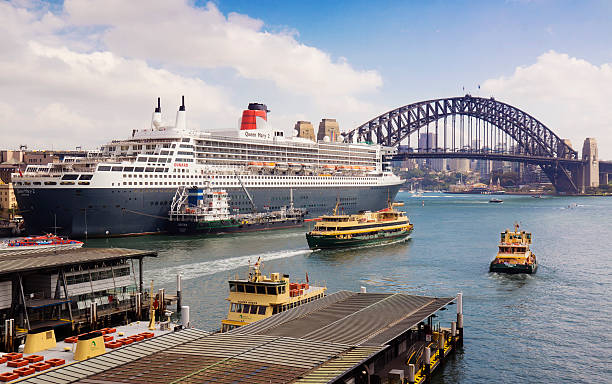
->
[[245, 284, 254, 293], [62, 174, 79, 180], [44, 181, 57, 185], [123, 167, 134, 172], [229, 283, 237, 292], [98, 166, 111, 171], [148, 157, 158, 162], [256, 285, 266, 294], [258, 306, 266, 315], [134, 167, 144, 172], [145, 167, 154, 172], [155, 168, 164, 172], [242, 304, 250, 313], [79, 174, 93, 180], [250, 305, 258, 314], [272, 306, 278, 314], [112, 166, 123, 171], [266, 286, 277, 295]]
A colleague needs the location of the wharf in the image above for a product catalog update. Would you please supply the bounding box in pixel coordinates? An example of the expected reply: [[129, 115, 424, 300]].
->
[[14, 290, 464, 384], [0, 247, 179, 349]]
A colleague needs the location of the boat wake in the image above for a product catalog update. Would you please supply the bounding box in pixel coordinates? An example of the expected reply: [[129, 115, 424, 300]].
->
[[146, 249, 312, 284]]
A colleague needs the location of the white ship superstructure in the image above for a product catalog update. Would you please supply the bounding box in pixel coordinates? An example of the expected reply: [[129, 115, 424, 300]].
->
[[13, 98, 402, 237]]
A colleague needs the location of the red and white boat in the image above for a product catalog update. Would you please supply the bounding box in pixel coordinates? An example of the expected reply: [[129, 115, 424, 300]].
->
[[0, 234, 83, 255]]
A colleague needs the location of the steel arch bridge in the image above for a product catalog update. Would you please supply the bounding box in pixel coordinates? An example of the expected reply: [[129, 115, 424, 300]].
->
[[342, 95, 582, 193]]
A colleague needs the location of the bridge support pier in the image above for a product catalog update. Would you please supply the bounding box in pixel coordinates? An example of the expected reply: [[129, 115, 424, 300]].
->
[[577, 138, 600, 191]]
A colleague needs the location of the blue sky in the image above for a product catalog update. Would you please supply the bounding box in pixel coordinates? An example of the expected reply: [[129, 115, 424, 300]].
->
[[1, 0, 611, 157], [216, 0, 612, 101]]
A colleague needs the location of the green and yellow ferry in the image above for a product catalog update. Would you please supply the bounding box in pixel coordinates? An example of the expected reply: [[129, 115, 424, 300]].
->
[[489, 223, 537, 274], [221, 258, 326, 332], [305, 203, 413, 250]]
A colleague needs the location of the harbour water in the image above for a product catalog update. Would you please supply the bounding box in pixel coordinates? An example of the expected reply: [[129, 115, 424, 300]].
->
[[77, 192, 610, 383]]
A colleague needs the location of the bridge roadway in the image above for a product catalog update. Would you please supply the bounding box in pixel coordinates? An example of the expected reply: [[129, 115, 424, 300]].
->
[[388, 150, 584, 166], [342, 95, 609, 192]]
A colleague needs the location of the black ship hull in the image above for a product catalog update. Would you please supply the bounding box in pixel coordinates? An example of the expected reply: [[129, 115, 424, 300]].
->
[[168, 217, 304, 235], [489, 261, 538, 274], [15, 184, 401, 237]]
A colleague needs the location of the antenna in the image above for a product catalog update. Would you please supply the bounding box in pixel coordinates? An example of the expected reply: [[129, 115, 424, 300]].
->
[[179, 96, 185, 111], [155, 97, 161, 113]]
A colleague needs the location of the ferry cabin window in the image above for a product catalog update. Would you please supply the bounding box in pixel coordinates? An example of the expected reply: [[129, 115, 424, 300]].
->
[[229, 283, 237, 292], [258, 306, 266, 315], [134, 167, 144, 172], [123, 167, 134, 172], [98, 166, 111, 171], [266, 286, 277, 295], [61, 174, 79, 180], [250, 306, 258, 314], [245, 284, 255, 293], [256, 285, 266, 294]]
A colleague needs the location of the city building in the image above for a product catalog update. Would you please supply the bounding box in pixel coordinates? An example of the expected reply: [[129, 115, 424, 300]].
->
[[0, 181, 17, 219]]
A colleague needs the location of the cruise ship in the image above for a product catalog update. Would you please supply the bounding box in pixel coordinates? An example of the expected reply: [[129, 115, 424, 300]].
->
[[12, 98, 402, 237]]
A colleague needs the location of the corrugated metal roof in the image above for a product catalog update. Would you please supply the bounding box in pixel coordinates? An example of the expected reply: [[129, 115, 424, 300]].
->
[[237, 291, 455, 347], [17, 291, 454, 384], [16, 328, 210, 384], [0, 247, 157, 275], [294, 345, 387, 384]]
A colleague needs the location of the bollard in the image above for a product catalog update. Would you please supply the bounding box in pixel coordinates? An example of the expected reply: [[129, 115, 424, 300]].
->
[[158, 288, 166, 313], [408, 364, 415, 384], [4, 319, 14, 352], [438, 331, 445, 365], [177, 274, 182, 313], [90, 302, 97, 330], [456, 292, 463, 347], [181, 306, 190, 328], [360, 286, 367, 293], [451, 321, 457, 346], [135, 293, 142, 321], [424, 347, 431, 384]]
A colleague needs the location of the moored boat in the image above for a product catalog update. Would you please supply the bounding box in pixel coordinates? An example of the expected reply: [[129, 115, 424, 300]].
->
[[168, 185, 306, 234], [489, 223, 537, 274], [0, 234, 83, 255], [221, 258, 326, 332], [305, 202, 413, 250]]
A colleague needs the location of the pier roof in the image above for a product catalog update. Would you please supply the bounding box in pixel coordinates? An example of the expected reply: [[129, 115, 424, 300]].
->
[[17, 291, 454, 384], [0, 247, 157, 275], [233, 290, 455, 346]]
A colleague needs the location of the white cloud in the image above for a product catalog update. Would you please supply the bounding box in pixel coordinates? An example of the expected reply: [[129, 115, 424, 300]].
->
[[0, 0, 383, 151], [482, 51, 612, 159]]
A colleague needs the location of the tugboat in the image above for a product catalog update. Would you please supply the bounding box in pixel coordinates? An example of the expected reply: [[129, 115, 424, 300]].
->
[[489, 223, 537, 274], [168, 185, 306, 234], [305, 201, 413, 250], [221, 257, 326, 332], [0, 234, 83, 255]]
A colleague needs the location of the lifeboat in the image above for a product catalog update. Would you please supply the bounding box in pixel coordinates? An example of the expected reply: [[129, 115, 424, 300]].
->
[[248, 161, 263, 169], [322, 164, 335, 170], [263, 162, 276, 169], [275, 162, 289, 172], [365, 166, 375, 171], [288, 163, 302, 170]]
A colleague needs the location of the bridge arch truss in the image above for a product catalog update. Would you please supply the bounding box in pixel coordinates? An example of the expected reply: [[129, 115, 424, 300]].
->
[[343, 95, 581, 192]]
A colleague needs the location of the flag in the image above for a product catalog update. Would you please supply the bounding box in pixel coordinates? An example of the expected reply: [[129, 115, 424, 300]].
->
[[305, 272, 309, 284], [18, 169, 23, 177]]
